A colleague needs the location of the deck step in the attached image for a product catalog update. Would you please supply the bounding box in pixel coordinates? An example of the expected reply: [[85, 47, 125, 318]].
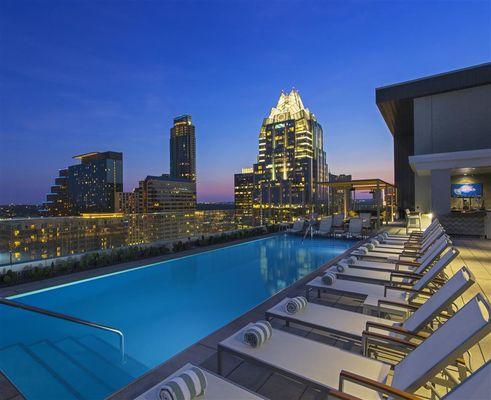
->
[[0, 343, 78, 400], [29, 340, 111, 399], [54, 337, 135, 390]]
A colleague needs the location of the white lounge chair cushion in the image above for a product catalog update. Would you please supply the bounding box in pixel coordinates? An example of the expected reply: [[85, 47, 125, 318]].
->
[[337, 268, 393, 282], [307, 276, 406, 301], [220, 325, 390, 400], [136, 363, 263, 400], [351, 259, 413, 273], [269, 298, 395, 339]]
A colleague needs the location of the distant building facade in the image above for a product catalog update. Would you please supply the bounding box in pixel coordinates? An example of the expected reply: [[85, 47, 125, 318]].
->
[[328, 173, 352, 214], [114, 191, 138, 214], [234, 168, 254, 228], [45, 151, 123, 216], [252, 89, 328, 224], [170, 115, 196, 182], [136, 175, 196, 214]]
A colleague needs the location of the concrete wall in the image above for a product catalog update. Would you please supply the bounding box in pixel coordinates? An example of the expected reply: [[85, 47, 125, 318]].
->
[[414, 84, 491, 155], [415, 175, 431, 213], [431, 169, 452, 215]]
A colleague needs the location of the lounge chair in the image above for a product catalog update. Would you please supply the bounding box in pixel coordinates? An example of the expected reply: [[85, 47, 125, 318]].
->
[[315, 216, 332, 237], [331, 360, 491, 400], [306, 250, 456, 314], [347, 235, 450, 279], [373, 224, 444, 252], [135, 363, 266, 400], [351, 235, 450, 264], [286, 219, 305, 234], [332, 213, 345, 236], [266, 266, 474, 343], [218, 295, 491, 399], [359, 213, 372, 230], [346, 238, 450, 274], [378, 218, 440, 243], [336, 246, 458, 284], [345, 218, 363, 239]]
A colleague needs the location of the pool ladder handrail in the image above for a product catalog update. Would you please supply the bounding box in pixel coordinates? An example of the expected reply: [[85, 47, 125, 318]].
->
[[0, 298, 125, 363]]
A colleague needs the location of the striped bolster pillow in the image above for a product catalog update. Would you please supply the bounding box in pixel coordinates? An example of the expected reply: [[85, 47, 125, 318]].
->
[[243, 320, 273, 348], [370, 239, 380, 247], [348, 255, 358, 264], [335, 263, 345, 272], [322, 271, 336, 285], [159, 367, 207, 400], [357, 246, 369, 254], [285, 296, 308, 315], [340, 257, 356, 267]]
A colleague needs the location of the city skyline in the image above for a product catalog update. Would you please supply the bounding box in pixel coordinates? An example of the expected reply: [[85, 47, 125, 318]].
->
[[1, 1, 490, 204]]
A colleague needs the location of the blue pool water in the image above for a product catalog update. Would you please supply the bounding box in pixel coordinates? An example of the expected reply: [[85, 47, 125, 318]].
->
[[0, 235, 352, 399]]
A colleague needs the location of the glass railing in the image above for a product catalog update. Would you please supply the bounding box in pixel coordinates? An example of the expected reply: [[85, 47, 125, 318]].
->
[[0, 210, 241, 267]]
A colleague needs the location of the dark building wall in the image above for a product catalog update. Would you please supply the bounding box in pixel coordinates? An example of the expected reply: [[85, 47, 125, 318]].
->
[[393, 99, 415, 213], [414, 84, 491, 155]]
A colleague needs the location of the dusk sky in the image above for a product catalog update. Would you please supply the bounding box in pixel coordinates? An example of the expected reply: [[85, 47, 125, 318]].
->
[[0, 0, 490, 204]]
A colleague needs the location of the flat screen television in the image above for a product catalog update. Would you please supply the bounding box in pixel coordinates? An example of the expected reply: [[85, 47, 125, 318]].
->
[[451, 183, 483, 198]]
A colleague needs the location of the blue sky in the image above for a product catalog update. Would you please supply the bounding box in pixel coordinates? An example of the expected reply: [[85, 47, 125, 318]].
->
[[1, 0, 490, 203]]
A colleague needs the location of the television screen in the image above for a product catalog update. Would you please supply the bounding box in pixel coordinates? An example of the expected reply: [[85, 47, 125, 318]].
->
[[451, 183, 483, 198]]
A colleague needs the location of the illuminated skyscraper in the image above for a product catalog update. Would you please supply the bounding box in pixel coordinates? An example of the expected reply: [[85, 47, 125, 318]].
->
[[170, 115, 196, 182], [253, 89, 328, 223]]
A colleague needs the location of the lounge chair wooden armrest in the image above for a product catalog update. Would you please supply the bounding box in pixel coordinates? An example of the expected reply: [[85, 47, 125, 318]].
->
[[390, 271, 423, 280], [384, 285, 434, 297], [325, 388, 362, 400], [401, 251, 423, 257], [365, 322, 427, 340], [403, 243, 422, 249], [362, 331, 417, 357], [338, 370, 421, 400], [395, 260, 420, 267], [377, 299, 419, 311]]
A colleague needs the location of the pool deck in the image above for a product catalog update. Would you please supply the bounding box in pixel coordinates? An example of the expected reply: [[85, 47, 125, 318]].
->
[[1, 227, 490, 400]]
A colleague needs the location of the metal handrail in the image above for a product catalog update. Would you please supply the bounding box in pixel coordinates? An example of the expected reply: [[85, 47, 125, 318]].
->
[[0, 298, 125, 362]]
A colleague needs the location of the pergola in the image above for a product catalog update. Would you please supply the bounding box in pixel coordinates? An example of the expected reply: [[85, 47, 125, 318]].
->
[[316, 178, 397, 229]]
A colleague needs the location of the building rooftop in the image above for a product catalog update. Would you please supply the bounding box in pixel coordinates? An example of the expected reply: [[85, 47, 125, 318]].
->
[[376, 62, 491, 136]]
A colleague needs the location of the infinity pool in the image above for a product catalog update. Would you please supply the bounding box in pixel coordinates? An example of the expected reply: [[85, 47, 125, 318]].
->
[[0, 235, 352, 400]]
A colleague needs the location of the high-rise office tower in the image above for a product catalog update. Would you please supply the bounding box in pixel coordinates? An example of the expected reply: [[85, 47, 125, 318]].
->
[[170, 115, 196, 182], [252, 89, 328, 224], [45, 151, 123, 215]]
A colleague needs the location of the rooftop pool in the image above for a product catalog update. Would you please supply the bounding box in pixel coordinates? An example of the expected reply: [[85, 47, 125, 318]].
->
[[0, 235, 353, 400]]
